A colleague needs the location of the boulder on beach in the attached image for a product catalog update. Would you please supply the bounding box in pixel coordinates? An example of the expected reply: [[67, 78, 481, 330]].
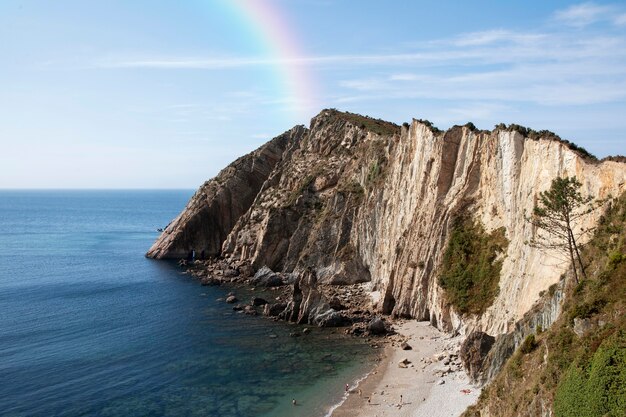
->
[[398, 358, 411, 368], [460, 331, 496, 382], [367, 317, 389, 335]]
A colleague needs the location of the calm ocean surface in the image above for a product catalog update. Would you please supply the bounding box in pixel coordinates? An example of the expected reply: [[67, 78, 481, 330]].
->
[[0, 190, 374, 417]]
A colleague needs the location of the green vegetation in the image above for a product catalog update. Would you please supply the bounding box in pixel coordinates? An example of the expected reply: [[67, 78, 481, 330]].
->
[[569, 298, 607, 323], [529, 176, 595, 283], [494, 123, 597, 160], [366, 160, 381, 184], [462, 192, 626, 417], [463, 122, 477, 131], [554, 331, 626, 417], [520, 334, 538, 354], [337, 180, 364, 197], [438, 217, 508, 315], [325, 109, 400, 136], [285, 174, 315, 207], [414, 118, 442, 134]]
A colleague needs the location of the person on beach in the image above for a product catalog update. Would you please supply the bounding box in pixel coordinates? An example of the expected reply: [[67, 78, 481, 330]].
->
[[292, 399, 297, 406], [345, 383, 349, 393], [400, 394, 403, 404]]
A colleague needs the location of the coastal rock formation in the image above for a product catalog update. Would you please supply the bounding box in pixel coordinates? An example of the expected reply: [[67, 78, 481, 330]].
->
[[146, 125, 306, 259], [148, 109, 626, 340], [460, 331, 496, 382]]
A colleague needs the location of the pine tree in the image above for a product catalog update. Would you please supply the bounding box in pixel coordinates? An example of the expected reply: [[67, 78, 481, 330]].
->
[[529, 176, 594, 284]]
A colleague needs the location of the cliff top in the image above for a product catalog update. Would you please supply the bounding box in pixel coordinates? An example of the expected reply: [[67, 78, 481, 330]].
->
[[320, 108, 401, 136], [315, 109, 624, 163]]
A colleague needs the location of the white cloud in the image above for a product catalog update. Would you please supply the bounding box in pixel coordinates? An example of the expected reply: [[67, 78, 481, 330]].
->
[[555, 2, 615, 27], [89, 4, 626, 111], [389, 73, 419, 81], [614, 13, 626, 25], [451, 30, 546, 46]]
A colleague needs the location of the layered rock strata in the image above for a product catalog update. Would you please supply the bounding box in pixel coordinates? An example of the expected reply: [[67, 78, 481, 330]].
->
[[148, 109, 626, 342], [147, 126, 306, 259]]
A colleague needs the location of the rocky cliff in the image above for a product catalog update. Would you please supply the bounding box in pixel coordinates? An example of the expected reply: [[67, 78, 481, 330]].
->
[[148, 109, 626, 341], [147, 125, 306, 259]]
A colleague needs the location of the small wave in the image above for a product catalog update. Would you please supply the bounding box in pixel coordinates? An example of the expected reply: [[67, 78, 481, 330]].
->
[[323, 368, 373, 417]]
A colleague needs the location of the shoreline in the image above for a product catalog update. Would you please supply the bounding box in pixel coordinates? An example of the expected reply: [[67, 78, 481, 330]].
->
[[331, 321, 480, 417]]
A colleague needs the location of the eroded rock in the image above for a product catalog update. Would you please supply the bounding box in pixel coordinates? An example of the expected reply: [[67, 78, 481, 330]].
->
[[460, 331, 496, 382]]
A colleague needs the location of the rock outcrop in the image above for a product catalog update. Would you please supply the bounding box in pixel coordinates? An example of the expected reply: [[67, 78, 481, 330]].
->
[[146, 125, 306, 259], [148, 109, 626, 341], [460, 331, 497, 383]]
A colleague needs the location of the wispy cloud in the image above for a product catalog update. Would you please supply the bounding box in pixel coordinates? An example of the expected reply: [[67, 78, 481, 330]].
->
[[554, 2, 623, 27], [90, 3, 626, 112], [450, 30, 547, 47], [615, 13, 626, 25]]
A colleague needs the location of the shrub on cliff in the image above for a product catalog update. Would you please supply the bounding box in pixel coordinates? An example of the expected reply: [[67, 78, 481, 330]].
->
[[554, 331, 626, 417], [520, 334, 538, 354], [438, 217, 508, 315]]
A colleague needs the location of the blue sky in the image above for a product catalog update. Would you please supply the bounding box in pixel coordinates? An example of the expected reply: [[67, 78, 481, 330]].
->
[[1, 0, 625, 188]]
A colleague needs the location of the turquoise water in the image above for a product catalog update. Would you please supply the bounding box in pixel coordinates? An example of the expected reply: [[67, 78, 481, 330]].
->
[[0, 190, 374, 417]]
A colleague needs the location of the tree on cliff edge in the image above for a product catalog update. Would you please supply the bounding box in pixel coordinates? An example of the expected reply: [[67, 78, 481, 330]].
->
[[529, 176, 595, 284]]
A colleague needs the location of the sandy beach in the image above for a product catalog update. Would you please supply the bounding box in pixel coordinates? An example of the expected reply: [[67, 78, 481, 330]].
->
[[331, 321, 480, 417]]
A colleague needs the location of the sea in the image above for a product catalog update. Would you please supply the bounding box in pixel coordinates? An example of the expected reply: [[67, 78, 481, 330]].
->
[[0, 190, 376, 417]]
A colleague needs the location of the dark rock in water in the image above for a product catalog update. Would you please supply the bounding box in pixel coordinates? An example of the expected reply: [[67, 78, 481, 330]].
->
[[200, 276, 220, 286], [347, 323, 366, 336], [460, 331, 496, 382], [232, 305, 244, 311], [264, 302, 287, 317], [401, 342, 412, 350], [367, 317, 389, 335], [251, 297, 268, 306], [289, 332, 301, 337], [302, 328, 311, 335], [225, 295, 238, 304], [243, 305, 257, 316], [251, 266, 284, 287]]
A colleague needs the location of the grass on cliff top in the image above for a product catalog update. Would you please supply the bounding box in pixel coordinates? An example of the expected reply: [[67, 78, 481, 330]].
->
[[494, 123, 597, 161], [438, 217, 508, 315], [462, 192, 626, 417], [325, 109, 400, 136]]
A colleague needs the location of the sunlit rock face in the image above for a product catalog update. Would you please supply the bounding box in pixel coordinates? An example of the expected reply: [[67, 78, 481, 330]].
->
[[146, 125, 306, 260], [148, 109, 626, 337]]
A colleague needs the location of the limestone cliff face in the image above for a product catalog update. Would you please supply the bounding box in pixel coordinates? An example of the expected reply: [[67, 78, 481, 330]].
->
[[356, 123, 626, 336], [148, 109, 626, 338]]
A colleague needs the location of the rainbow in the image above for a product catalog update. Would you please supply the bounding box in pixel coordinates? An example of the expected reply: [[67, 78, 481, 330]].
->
[[220, 0, 319, 122]]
